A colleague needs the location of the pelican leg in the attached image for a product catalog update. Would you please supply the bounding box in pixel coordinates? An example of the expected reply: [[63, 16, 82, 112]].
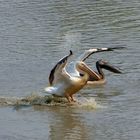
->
[[65, 93, 72, 103], [70, 95, 76, 102]]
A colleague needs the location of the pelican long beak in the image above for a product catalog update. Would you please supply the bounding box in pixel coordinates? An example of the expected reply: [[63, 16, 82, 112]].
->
[[77, 62, 101, 80], [100, 61, 122, 73]]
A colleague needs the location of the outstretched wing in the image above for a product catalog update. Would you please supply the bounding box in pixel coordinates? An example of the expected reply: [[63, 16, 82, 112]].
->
[[81, 47, 125, 61], [49, 50, 73, 85], [67, 47, 125, 76]]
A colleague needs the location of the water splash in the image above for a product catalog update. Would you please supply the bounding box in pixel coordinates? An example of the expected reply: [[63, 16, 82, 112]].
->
[[0, 94, 67, 106], [0, 93, 99, 109], [77, 97, 98, 109], [60, 32, 82, 55]]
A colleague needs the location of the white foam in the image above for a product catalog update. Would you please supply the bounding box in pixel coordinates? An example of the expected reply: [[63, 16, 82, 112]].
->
[[77, 98, 97, 109]]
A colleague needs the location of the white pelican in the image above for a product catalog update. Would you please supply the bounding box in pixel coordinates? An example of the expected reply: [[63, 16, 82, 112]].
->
[[45, 47, 123, 102], [45, 50, 100, 103]]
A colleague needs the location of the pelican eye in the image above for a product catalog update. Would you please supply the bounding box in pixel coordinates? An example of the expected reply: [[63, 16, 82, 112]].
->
[[80, 73, 84, 76]]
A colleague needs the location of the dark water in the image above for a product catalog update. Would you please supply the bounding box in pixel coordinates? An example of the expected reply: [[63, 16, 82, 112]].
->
[[0, 0, 140, 140]]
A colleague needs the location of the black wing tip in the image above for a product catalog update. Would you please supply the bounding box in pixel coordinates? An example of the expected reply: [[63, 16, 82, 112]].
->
[[69, 50, 73, 55], [108, 47, 126, 51]]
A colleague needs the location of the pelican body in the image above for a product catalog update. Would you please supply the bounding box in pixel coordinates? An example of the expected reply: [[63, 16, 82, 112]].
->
[[45, 50, 95, 102]]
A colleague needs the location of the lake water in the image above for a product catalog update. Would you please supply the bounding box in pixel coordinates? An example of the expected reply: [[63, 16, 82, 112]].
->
[[0, 0, 140, 139]]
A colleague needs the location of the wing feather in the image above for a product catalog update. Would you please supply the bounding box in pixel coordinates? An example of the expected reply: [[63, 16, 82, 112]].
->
[[82, 47, 125, 61], [49, 50, 73, 85]]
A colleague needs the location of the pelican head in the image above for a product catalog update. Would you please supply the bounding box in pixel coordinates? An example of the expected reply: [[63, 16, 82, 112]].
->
[[76, 61, 88, 74], [76, 61, 95, 79]]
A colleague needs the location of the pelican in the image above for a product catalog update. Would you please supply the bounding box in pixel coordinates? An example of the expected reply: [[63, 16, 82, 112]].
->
[[45, 47, 123, 102], [45, 50, 100, 103]]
